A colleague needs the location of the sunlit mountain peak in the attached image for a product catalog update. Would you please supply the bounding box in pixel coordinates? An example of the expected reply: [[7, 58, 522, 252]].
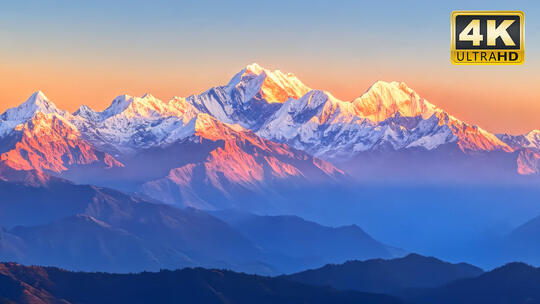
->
[[245, 62, 265, 75], [352, 81, 437, 123], [1, 91, 61, 122], [141, 93, 155, 99], [237, 63, 311, 103], [525, 130, 540, 149]]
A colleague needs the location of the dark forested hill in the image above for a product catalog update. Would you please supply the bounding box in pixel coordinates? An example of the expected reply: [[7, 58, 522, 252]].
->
[[0, 262, 402, 304], [404, 262, 540, 304], [284, 253, 483, 294]]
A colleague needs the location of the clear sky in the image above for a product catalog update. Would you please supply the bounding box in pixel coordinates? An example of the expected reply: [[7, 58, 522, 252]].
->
[[1, 0, 539, 134]]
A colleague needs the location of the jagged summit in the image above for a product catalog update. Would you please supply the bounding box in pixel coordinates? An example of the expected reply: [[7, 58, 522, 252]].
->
[[526, 130, 540, 148], [183, 63, 312, 130], [245, 62, 265, 74], [353, 81, 437, 123], [498, 129, 540, 152], [29, 90, 49, 102], [0, 91, 122, 173], [1, 64, 537, 176], [1, 91, 62, 123], [231, 63, 311, 103], [0, 91, 68, 137], [73, 104, 98, 120], [74, 93, 184, 122], [101, 94, 136, 119]]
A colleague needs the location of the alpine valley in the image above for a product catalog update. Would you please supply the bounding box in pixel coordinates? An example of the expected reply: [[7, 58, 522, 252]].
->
[[1, 63, 540, 279]]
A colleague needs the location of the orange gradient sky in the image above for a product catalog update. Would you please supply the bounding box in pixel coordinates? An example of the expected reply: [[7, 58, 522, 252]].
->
[[1, 0, 539, 134]]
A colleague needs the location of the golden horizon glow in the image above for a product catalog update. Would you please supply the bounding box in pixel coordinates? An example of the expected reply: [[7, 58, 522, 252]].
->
[[2, 1, 539, 135], [1, 60, 538, 135]]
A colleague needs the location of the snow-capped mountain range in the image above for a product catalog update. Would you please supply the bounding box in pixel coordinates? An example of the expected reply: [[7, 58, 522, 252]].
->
[[72, 63, 535, 159], [257, 83, 508, 160], [0, 91, 120, 174], [498, 130, 540, 151], [0, 63, 538, 207]]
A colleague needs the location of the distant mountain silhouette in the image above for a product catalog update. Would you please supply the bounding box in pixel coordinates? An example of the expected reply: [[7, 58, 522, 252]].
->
[[5, 214, 171, 273], [405, 262, 540, 304], [284, 253, 483, 295], [0, 262, 402, 304], [0, 178, 271, 274], [212, 209, 397, 273], [503, 214, 540, 265], [2, 65, 539, 215], [0, 178, 396, 275]]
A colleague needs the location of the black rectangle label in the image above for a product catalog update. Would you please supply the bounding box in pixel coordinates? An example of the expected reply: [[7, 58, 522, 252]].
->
[[455, 15, 520, 49]]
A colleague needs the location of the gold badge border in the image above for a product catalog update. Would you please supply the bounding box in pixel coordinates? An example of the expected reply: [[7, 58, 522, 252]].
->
[[451, 10, 525, 65]]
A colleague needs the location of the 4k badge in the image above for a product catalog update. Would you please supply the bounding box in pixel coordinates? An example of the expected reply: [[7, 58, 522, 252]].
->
[[451, 11, 524, 65]]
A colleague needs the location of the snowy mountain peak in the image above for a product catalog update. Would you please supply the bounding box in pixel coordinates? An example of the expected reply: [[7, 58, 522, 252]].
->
[[185, 63, 310, 130], [245, 63, 265, 75], [497, 129, 540, 152], [526, 129, 540, 138], [1, 91, 63, 123], [73, 105, 100, 121], [525, 130, 540, 149], [141, 93, 155, 99], [101, 94, 135, 119], [233, 63, 311, 103], [74, 104, 92, 113], [289, 90, 334, 112], [119, 94, 198, 119], [81, 94, 168, 121], [30, 90, 49, 103], [353, 81, 437, 123]]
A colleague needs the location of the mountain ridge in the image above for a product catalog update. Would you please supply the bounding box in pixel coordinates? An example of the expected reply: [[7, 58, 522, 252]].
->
[[1, 63, 538, 190], [0, 262, 402, 304], [0, 79, 344, 209], [283, 253, 484, 295]]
